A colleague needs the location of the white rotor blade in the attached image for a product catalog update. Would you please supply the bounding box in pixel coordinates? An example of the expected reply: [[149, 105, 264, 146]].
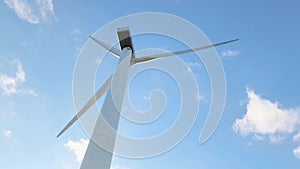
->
[[89, 36, 121, 58], [56, 75, 113, 138], [133, 39, 239, 64]]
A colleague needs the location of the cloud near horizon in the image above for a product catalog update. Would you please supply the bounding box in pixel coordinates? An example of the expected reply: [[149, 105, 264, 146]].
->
[[233, 88, 300, 159]]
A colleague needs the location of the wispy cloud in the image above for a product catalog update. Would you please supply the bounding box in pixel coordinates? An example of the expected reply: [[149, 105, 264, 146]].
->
[[185, 62, 201, 76], [0, 59, 37, 96], [4, 0, 39, 24], [37, 0, 54, 21], [3, 129, 12, 138], [0, 59, 25, 95], [233, 88, 300, 159], [195, 93, 203, 101], [70, 28, 81, 41], [22, 89, 38, 96], [188, 62, 202, 69], [293, 132, 300, 142], [4, 0, 54, 24], [294, 146, 300, 159], [221, 50, 239, 59]]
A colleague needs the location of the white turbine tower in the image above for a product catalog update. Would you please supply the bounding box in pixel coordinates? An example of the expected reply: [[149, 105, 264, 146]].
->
[[57, 27, 238, 169]]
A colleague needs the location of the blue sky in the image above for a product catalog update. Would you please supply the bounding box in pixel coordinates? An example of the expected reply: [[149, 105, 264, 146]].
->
[[1, 0, 300, 169]]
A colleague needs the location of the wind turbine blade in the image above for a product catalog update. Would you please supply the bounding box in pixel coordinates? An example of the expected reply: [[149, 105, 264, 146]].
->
[[56, 75, 113, 138], [89, 36, 121, 58], [133, 39, 239, 64]]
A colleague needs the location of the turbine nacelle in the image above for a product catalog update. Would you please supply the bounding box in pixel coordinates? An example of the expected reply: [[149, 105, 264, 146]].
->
[[91, 28, 238, 66], [117, 27, 135, 59]]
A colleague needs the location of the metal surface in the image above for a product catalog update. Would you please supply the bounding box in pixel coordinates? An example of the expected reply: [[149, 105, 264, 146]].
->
[[79, 47, 132, 169], [117, 27, 135, 58], [57, 25, 238, 168]]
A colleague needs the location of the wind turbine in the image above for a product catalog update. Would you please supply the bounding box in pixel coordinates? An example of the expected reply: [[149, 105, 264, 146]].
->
[[57, 27, 238, 169]]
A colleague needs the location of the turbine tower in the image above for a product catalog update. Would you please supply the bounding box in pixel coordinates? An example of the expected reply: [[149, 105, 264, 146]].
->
[[57, 27, 238, 169]]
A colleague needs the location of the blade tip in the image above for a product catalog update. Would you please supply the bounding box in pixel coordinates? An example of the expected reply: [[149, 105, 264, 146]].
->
[[56, 132, 62, 138]]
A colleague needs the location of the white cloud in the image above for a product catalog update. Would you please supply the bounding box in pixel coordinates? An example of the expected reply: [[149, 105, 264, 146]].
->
[[294, 146, 300, 159], [64, 138, 89, 162], [64, 139, 132, 169], [0, 59, 25, 95], [221, 50, 239, 59], [233, 88, 300, 142], [15, 59, 26, 82], [0, 74, 18, 94], [37, 0, 54, 20], [0, 59, 36, 96], [269, 135, 284, 143], [3, 129, 12, 138], [251, 134, 265, 141], [4, 0, 54, 24], [293, 132, 300, 142], [4, 0, 39, 24], [233, 88, 300, 159]]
